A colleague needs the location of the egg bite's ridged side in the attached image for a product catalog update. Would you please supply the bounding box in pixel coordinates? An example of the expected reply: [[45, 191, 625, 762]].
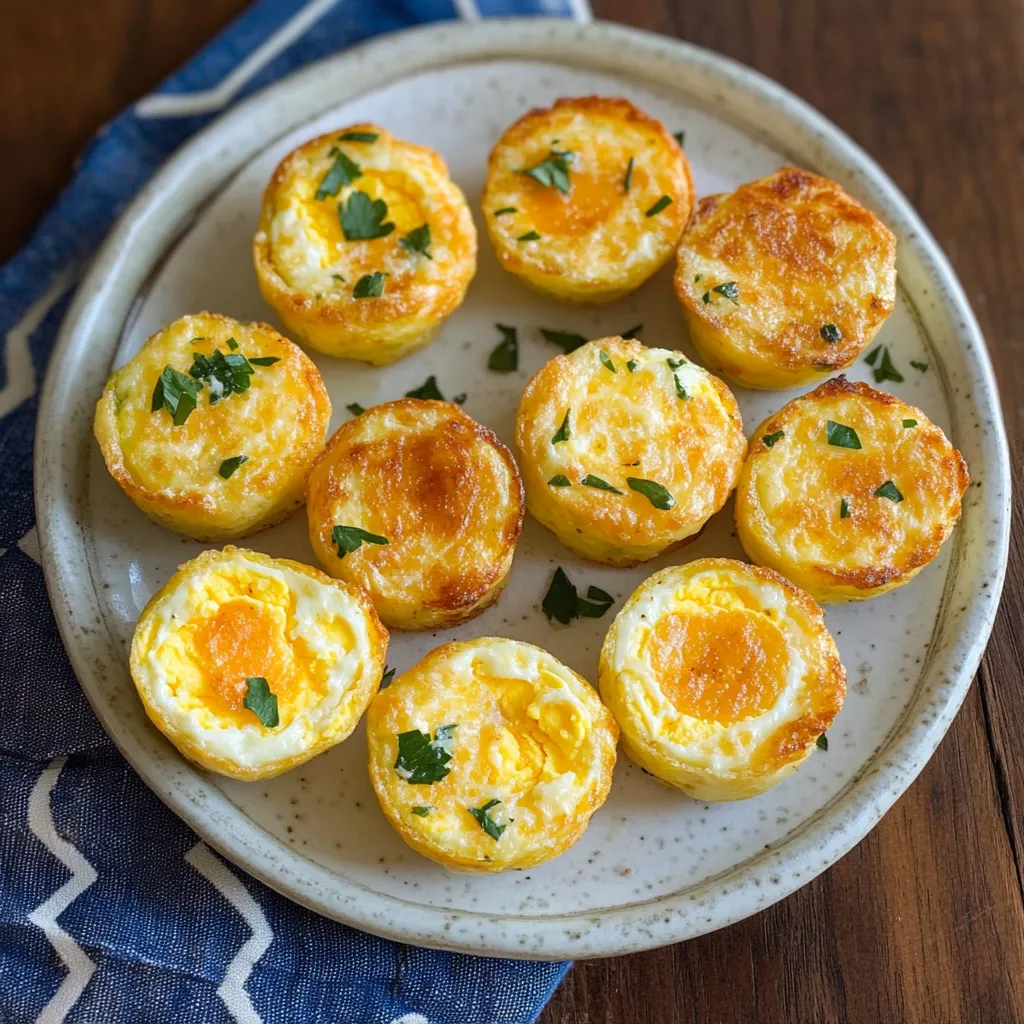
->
[[735, 376, 970, 602], [674, 167, 897, 390], [93, 312, 331, 541], [515, 337, 745, 566], [367, 637, 618, 872], [306, 400, 524, 630], [129, 547, 388, 781], [599, 558, 845, 801], [482, 97, 693, 304], [253, 124, 476, 365]]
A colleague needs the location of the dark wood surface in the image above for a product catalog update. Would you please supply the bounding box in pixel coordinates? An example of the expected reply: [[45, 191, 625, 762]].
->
[[3, 2, 1022, 1022]]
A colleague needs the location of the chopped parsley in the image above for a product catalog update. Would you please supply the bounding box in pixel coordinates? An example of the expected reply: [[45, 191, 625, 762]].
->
[[151, 365, 202, 425], [243, 677, 279, 728], [762, 430, 785, 448], [188, 349, 257, 403], [452, 392, 467, 405], [820, 323, 842, 342], [353, 271, 387, 298], [315, 151, 361, 200], [599, 349, 616, 373], [551, 410, 571, 444], [626, 478, 675, 510], [488, 324, 518, 372], [910, 360, 929, 372], [332, 273, 346, 283], [248, 356, 280, 366], [875, 480, 904, 502], [548, 474, 571, 487], [226, 338, 239, 351], [518, 230, 541, 242], [816, 734, 829, 751], [577, 585, 614, 618], [840, 497, 850, 519], [666, 357, 686, 369], [379, 667, 396, 689], [825, 420, 862, 449], [539, 328, 588, 353], [400, 223, 432, 259], [621, 324, 643, 340], [712, 281, 739, 303], [522, 149, 573, 193], [872, 346, 904, 384], [626, 359, 638, 373], [346, 402, 366, 416], [338, 130, 378, 142], [411, 806, 433, 817], [542, 567, 614, 625], [405, 375, 445, 400], [340, 191, 394, 240], [189, 336, 207, 344], [673, 130, 685, 146], [581, 474, 623, 494], [494, 206, 517, 216], [331, 524, 389, 557], [468, 799, 506, 840], [645, 195, 672, 217], [623, 156, 634, 193], [864, 346, 882, 367], [669, 361, 689, 400], [218, 455, 248, 479], [903, 418, 917, 428], [394, 727, 455, 785]]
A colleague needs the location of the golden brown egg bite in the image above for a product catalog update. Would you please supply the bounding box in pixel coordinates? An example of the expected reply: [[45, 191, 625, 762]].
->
[[515, 337, 746, 566], [130, 547, 388, 781], [674, 167, 897, 389], [367, 637, 618, 871], [735, 376, 969, 602], [482, 97, 693, 303], [599, 558, 845, 801], [93, 312, 330, 541], [253, 124, 477, 365], [306, 399, 524, 629]]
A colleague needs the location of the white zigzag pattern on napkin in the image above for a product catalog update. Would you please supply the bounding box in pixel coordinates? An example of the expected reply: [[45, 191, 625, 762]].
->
[[0, 268, 75, 419], [135, 0, 340, 118], [27, 757, 99, 1024], [389, 1015, 429, 1024], [185, 842, 273, 1024]]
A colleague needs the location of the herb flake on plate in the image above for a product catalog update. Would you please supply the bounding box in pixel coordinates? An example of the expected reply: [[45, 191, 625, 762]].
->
[[488, 324, 518, 372], [405, 375, 445, 401], [540, 327, 588, 353]]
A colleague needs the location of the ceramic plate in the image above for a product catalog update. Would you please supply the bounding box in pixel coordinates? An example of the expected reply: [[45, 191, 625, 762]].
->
[[35, 19, 1010, 959]]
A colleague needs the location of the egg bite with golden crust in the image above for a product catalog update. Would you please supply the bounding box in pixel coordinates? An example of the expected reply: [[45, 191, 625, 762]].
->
[[599, 558, 845, 801], [482, 97, 693, 304], [253, 124, 477, 365], [93, 312, 331, 542], [367, 637, 618, 872], [674, 167, 897, 390], [735, 376, 969, 602], [306, 399, 524, 630], [130, 547, 388, 781], [515, 337, 745, 566]]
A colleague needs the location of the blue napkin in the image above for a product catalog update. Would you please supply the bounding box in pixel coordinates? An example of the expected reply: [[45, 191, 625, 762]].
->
[[0, 2, 584, 1020]]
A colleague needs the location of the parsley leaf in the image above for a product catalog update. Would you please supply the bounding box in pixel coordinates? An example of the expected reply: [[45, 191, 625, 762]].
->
[[340, 191, 394, 240], [712, 281, 740, 303], [243, 677, 279, 728], [864, 346, 882, 367], [646, 195, 673, 217], [599, 349, 616, 373], [411, 806, 433, 817], [820, 323, 842, 342], [316, 151, 361, 200], [187, 350, 258, 404], [903, 418, 917, 428], [542, 568, 614, 624], [332, 524, 389, 557], [494, 206, 517, 216], [673, 130, 686, 146], [338, 130, 378, 142], [379, 666, 396, 690], [551, 410, 571, 445], [581, 474, 623, 494], [873, 346, 904, 384], [621, 323, 644, 340], [353, 271, 387, 298], [518, 230, 541, 242], [488, 324, 518, 372], [400, 224, 432, 259], [548, 474, 571, 487], [226, 338, 239, 351], [218, 455, 248, 479], [840, 497, 850, 519], [910, 360, 929, 372], [626, 477, 675, 510], [623, 156, 634, 193], [395, 728, 454, 785], [762, 430, 785, 448], [669, 360, 689, 400], [540, 327, 588, 353], [151, 365, 203, 425], [577, 585, 614, 618], [346, 402, 366, 416], [468, 798, 506, 840], [452, 392, 467, 405], [816, 734, 829, 751], [406, 376, 445, 400], [875, 480, 904, 502], [248, 356, 280, 366], [626, 359, 638, 373], [826, 420, 862, 449], [522, 149, 573, 193]]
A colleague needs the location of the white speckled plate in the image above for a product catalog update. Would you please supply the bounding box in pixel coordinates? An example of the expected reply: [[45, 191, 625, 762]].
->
[[35, 19, 1010, 959]]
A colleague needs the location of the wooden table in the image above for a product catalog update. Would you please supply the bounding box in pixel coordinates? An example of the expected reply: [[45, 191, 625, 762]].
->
[[4, 2, 1021, 1020]]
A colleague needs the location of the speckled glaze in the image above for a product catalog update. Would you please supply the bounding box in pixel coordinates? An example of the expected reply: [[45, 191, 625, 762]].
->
[[35, 20, 1010, 959]]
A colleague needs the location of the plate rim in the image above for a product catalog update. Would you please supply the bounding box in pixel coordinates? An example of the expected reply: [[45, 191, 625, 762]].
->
[[34, 17, 1011, 959]]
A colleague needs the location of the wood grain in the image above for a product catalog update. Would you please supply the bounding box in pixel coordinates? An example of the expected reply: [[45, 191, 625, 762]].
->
[[2, 2, 1021, 1021]]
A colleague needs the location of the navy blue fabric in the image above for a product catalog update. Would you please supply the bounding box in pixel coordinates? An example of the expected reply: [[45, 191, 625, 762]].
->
[[0, 2, 576, 1020]]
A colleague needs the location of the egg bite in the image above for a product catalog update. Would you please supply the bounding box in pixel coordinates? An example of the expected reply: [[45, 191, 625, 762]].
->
[[306, 399, 524, 630], [515, 337, 746, 566], [674, 167, 897, 389], [367, 637, 618, 871], [253, 124, 476, 365], [482, 97, 693, 303], [735, 376, 969, 602], [600, 558, 845, 801], [93, 312, 331, 541], [129, 547, 388, 781]]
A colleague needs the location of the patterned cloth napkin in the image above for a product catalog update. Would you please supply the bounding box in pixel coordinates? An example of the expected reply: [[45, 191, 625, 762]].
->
[[0, 1, 586, 1020]]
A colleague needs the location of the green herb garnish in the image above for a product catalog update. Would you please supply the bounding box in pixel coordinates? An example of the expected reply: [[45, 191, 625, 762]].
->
[[762, 430, 785, 448], [494, 206, 517, 216], [400, 223, 432, 259], [542, 567, 613, 624], [151, 366, 203, 425], [187, 350, 256, 403], [488, 324, 518, 372], [645, 195, 672, 217], [338, 130, 378, 142], [522, 149, 573, 193], [218, 455, 248, 479], [353, 271, 387, 298], [248, 356, 280, 366], [243, 677, 279, 728], [395, 727, 454, 785], [379, 667, 396, 689], [669, 361, 689, 400], [332, 524, 389, 557], [903, 418, 917, 428], [873, 346, 904, 384], [826, 420, 862, 449], [599, 350, 616, 373], [411, 806, 433, 817], [316, 151, 361, 200], [820, 323, 842, 342], [452, 392, 467, 405], [666, 357, 686, 369], [405, 375, 445, 400], [551, 410, 571, 444], [840, 497, 850, 519], [623, 157, 634, 193], [626, 478, 675, 510], [576, 585, 614, 618], [518, 230, 541, 242], [712, 281, 739, 303], [621, 324, 643, 340], [910, 360, 929, 372], [816, 734, 828, 751], [539, 328, 588, 353], [468, 799, 506, 840], [226, 338, 239, 351], [332, 273, 346, 283], [864, 346, 882, 367], [673, 131, 685, 146], [581, 474, 623, 494], [875, 480, 904, 502], [626, 359, 638, 372], [346, 402, 366, 416], [548, 474, 571, 487], [340, 191, 394, 240]]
